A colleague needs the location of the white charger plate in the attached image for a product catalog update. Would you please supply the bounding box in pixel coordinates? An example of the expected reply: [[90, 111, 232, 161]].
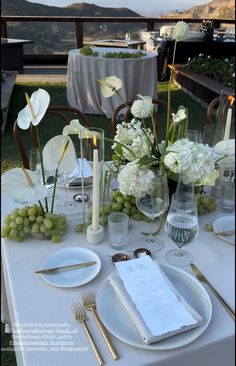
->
[[213, 216, 235, 245], [96, 264, 212, 350], [39, 247, 101, 287]]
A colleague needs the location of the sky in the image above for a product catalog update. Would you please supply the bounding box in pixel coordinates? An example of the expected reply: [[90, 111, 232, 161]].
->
[[27, 0, 212, 14]]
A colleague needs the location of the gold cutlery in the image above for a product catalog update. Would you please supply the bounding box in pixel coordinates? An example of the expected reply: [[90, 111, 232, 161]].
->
[[35, 261, 96, 274], [214, 230, 235, 237], [72, 303, 104, 366], [190, 263, 235, 321], [82, 289, 119, 360]]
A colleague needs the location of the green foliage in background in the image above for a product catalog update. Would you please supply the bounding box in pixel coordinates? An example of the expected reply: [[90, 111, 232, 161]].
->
[[186, 55, 235, 88]]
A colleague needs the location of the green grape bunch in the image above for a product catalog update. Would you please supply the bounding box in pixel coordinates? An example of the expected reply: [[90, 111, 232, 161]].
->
[[1, 204, 68, 243], [85, 190, 144, 227], [195, 193, 217, 215]]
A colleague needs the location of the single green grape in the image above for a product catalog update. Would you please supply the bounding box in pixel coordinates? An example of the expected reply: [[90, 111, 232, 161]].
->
[[16, 216, 24, 225], [124, 201, 132, 210], [28, 207, 37, 216], [10, 221, 18, 229], [18, 208, 28, 217], [133, 213, 143, 220], [104, 204, 112, 215], [36, 216, 44, 224], [32, 223, 40, 233], [116, 196, 125, 204], [29, 215, 36, 222], [43, 218, 53, 229], [122, 207, 130, 215], [205, 224, 213, 232], [111, 203, 123, 212], [75, 224, 84, 233], [200, 196, 210, 205], [4, 214, 11, 224], [51, 235, 61, 243]]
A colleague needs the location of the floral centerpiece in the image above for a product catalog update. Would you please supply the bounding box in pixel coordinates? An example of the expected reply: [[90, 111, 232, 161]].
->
[[97, 22, 221, 200], [1, 89, 77, 242]]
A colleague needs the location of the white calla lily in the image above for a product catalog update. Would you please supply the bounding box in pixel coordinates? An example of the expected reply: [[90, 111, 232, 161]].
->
[[17, 88, 50, 130], [63, 119, 101, 139], [215, 139, 235, 168], [97, 76, 122, 97], [1, 168, 48, 202], [43, 135, 76, 174], [171, 108, 187, 124]]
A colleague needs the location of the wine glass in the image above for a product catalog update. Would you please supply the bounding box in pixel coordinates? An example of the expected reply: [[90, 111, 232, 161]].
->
[[135, 169, 169, 251], [165, 181, 199, 267]]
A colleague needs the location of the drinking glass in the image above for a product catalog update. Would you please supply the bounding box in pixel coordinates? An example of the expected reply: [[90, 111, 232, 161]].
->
[[201, 125, 224, 147], [108, 212, 129, 250], [135, 169, 169, 251], [165, 181, 199, 267], [30, 147, 55, 192], [187, 129, 202, 143]]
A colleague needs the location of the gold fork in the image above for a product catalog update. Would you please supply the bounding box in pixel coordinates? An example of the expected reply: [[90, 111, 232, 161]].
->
[[82, 289, 119, 360], [72, 303, 105, 366]]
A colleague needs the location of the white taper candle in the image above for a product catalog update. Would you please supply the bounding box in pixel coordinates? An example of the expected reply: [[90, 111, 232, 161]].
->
[[92, 148, 100, 231], [223, 107, 232, 140]]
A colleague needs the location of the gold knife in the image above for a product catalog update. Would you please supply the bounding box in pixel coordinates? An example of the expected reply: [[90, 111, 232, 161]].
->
[[190, 263, 235, 321], [35, 261, 97, 274]]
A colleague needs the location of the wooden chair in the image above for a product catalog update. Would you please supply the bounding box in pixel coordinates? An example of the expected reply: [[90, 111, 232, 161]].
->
[[207, 96, 220, 124], [13, 105, 89, 169], [111, 98, 174, 137]]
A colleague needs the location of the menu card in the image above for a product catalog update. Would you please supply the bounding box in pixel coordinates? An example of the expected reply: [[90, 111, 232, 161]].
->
[[115, 256, 200, 337]]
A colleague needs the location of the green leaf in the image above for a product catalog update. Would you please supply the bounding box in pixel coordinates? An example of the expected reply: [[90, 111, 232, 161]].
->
[[137, 156, 158, 166]]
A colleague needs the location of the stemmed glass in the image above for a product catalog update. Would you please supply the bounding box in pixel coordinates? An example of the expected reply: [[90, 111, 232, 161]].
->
[[165, 180, 199, 267], [135, 169, 169, 251]]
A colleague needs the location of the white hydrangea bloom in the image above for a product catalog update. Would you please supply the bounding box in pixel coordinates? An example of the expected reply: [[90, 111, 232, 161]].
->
[[164, 138, 216, 184], [215, 139, 235, 168], [112, 120, 154, 161], [131, 99, 151, 119], [117, 161, 154, 196], [171, 21, 189, 42]]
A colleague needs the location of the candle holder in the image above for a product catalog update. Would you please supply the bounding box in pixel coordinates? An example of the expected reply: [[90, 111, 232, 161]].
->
[[83, 127, 105, 244], [217, 89, 235, 140]]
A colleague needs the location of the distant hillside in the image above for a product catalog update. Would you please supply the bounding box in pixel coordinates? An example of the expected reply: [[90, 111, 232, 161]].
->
[[164, 0, 235, 20], [1, 0, 140, 17], [1, 0, 141, 54]]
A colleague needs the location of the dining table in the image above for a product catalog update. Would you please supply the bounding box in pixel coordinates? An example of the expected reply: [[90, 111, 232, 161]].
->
[[1, 184, 235, 366], [66, 47, 158, 118]]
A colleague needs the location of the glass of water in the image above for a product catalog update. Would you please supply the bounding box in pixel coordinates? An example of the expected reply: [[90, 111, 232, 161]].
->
[[165, 182, 199, 267]]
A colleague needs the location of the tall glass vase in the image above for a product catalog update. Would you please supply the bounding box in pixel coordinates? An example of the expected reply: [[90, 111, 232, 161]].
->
[[217, 89, 235, 141], [82, 128, 105, 228]]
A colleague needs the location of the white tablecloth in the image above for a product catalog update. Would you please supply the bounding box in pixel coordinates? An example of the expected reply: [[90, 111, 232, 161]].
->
[[67, 47, 158, 118], [1, 190, 235, 366]]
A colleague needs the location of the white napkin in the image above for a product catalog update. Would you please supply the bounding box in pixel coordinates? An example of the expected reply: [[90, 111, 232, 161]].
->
[[70, 158, 93, 183], [107, 261, 204, 344]]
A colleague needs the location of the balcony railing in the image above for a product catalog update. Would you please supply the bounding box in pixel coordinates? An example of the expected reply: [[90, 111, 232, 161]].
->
[[1, 15, 235, 46], [1, 15, 235, 66]]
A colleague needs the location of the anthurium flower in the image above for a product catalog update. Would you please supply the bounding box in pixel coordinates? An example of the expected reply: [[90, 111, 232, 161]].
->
[[214, 139, 235, 168], [97, 76, 122, 97], [63, 119, 101, 139], [171, 21, 189, 42], [17, 89, 50, 130], [1, 168, 48, 202], [196, 170, 219, 186], [42, 135, 76, 174], [171, 107, 187, 124]]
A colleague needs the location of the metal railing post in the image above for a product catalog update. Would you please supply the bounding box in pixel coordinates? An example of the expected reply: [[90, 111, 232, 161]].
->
[[1, 20, 8, 38], [75, 21, 84, 48]]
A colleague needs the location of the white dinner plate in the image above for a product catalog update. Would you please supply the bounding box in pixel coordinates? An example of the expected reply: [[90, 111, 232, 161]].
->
[[39, 247, 101, 287], [213, 216, 235, 245], [96, 264, 212, 350]]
